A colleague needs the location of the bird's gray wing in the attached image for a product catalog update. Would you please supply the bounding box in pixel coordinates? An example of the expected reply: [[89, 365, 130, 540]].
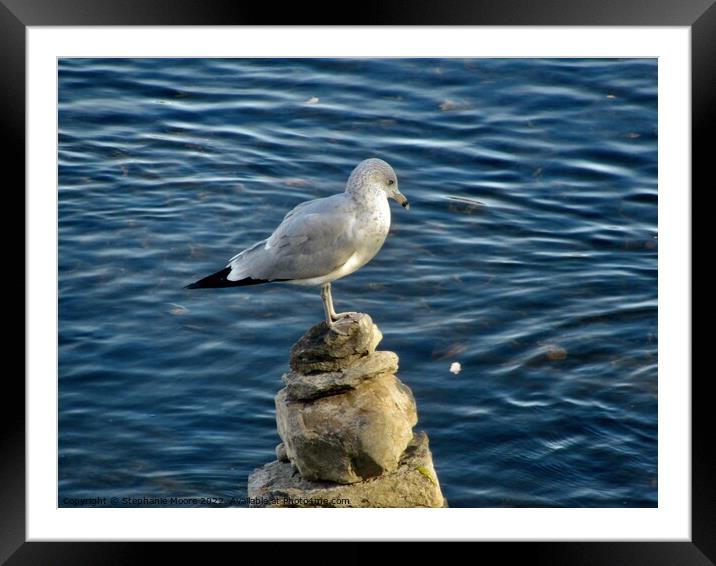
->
[[226, 194, 358, 281]]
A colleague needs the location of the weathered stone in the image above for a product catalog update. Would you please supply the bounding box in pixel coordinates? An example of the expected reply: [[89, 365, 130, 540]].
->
[[276, 373, 417, 484], [289, 313, 382, 374], [282, 351, 399, 401], [248, 432, 446, 508], [245, 312, 445, 508], [275, 443, 289, 463]]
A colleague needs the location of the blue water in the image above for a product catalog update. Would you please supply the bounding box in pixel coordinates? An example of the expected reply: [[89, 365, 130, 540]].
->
[[58, 58, 657, 508]]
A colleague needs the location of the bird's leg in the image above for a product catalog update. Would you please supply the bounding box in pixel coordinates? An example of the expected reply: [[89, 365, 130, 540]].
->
[[320, 283, 335, 326], [321, 283, 358, 333], [321, 283, 348, 335], [324, 282, 340, 321]]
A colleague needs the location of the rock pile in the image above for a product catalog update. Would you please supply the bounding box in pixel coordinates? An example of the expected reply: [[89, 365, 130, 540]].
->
[[247, 313, 445, 507]]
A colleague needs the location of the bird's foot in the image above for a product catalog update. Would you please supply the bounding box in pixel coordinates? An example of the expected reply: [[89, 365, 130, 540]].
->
[[332, 311, 359, 321], [328, 312, 360, 335]]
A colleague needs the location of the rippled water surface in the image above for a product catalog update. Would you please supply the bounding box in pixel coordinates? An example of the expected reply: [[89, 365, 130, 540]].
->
[[59, 58, 657, 507]]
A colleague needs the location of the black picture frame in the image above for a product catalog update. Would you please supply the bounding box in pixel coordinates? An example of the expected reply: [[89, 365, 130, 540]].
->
[[4, 0, 707, 562]]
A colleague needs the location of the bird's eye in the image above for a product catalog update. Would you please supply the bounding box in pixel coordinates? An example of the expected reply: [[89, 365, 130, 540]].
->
[[387, 179, 394, 185]]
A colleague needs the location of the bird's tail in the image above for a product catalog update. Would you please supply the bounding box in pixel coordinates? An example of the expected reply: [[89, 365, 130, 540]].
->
[[185, 267, 281, 289]]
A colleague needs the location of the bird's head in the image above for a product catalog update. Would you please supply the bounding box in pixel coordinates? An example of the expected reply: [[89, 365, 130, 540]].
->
[[347, 158, 410, 210]]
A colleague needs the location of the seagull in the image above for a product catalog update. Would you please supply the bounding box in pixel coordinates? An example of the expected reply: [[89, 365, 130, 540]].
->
[[186, 158, 409, 330]]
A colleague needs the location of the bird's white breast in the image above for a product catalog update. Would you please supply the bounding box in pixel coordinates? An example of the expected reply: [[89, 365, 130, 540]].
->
[[355, 192, 390, 259]]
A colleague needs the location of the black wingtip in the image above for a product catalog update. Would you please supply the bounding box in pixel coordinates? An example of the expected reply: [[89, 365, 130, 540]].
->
[[185, 267, 232, 289], [185, 266, 288, 289]]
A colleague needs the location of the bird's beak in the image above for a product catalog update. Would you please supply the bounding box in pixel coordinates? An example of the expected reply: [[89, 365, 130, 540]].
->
[[393, 192, 410, 210]]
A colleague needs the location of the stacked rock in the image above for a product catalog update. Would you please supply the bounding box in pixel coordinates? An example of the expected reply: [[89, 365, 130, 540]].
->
[[247, 313, 445, 507]]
